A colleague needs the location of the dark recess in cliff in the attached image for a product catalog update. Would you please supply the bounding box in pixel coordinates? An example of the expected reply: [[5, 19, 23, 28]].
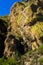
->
[[0, 19, 7, 58]]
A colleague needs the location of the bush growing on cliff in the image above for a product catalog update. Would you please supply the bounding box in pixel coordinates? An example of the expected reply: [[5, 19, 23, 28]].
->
[[38, 57, 43, 65], [0, 56, 19, 65], [38, 44, 43, 54]]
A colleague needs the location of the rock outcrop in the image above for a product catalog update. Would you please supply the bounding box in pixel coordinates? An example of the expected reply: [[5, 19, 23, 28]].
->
[[0, 0, 43, 65], [4, 0, 43, 57]]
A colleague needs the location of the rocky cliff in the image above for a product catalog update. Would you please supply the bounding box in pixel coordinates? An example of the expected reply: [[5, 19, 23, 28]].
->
[[0, 0, 43, 65]]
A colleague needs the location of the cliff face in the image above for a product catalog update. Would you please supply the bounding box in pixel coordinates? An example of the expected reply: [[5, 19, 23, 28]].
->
[[0, 16, 9, 57], [9, 0, 43, 52], [0, 0, 43, 65]]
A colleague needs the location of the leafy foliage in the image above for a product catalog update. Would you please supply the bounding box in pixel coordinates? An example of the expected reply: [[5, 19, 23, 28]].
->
[[38, 44, 43, 54]]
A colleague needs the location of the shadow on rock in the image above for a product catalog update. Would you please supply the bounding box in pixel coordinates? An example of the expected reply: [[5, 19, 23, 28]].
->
[[0, 19, 7, 58]]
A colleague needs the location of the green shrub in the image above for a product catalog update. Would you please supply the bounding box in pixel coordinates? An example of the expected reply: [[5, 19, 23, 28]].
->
[[38, 44, 43, 54], [38, 57, 43, 65], [0, 56, 19, 65]]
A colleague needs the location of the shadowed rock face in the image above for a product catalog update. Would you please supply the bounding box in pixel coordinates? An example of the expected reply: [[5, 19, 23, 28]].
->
[[0, 35, 5, 57], [4, 34, 29, 58], [0, 19, 7, 58], [0, 19, 7, 34], [39, 36, 43, 43]]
